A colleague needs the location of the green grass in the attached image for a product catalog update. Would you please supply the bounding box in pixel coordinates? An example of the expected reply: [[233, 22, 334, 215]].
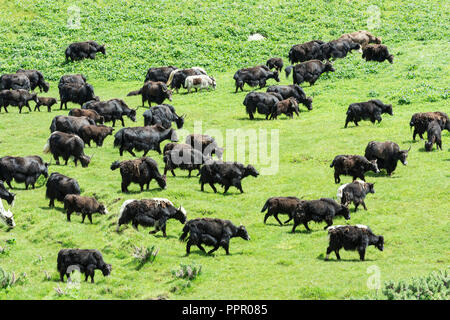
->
[[0, 0, 449, 300]]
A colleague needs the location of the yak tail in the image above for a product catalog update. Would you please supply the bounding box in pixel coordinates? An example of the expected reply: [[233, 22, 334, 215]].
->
[[127, 89, 141, 96], [179, 223, 190, 242], [166, 69, 179, 86], [285, 65, 293, 78], [113, 129, 124, 148], [330, 159, 335, 168], [261, 199, 270, 212], [43, 138, 51, 154]]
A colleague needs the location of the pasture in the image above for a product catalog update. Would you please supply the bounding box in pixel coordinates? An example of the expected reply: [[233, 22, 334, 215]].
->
[[0, 0, 449, 300]]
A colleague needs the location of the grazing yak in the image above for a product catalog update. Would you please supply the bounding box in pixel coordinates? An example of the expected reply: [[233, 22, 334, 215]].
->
[[0, 89, 38, 113], [243, 91, 283, 120], [320, 39, 361, 60], [425, 120, 443, 151], [0, 181, 16, 229], [337, 180, 375, 211], [270, 98, 300, 119], [145, 66, 178, 83], [364, 141, 410, 176], [16, 69, 49, 92], [163, 143, 209, 177], [59, 82, 98, 110], [179, 218, 250, 255], [127, 81, 173, 108], [261, 196, 304, 225], [57, 249, 111, 283], [266, 57, 284, 72], [325, 225, 384, 261], [166, 67, 207, 93], [34, 97, 58, 112], [82, 99, 136, 127], [0, 156, 49, 189], [110, 157, 166, 192], [266, 84, 313, 110], [50, 115, 96, 135], [338, 30, 382, 49], [69, 108, 105, 124], [43, 131, 92, 167], [288, 40, 326, 64], [330, 155, 379, 183], [114, 124, 178, 156], [285, 60, 335, 86], [291, 198, 350, 232], [362, 44, 394, 63], [345, 99, 393, 128], [233, 65, 280, 92], [409, 111, 449, 141], [199, 160, 259, 193], [63, 194, 108, 223], [185, 134, 224, 159], [184, 75, 216, 93], [0, 73, 31, 91], [65, 41, 106, 61], [116, 198, 187, 237], [143, 104, 185, 129], [78, 125, 114, 147], [45, 172, 81, 208]]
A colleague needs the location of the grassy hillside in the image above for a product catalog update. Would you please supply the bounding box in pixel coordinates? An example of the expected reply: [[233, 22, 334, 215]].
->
[[0, 0, 449, 300]]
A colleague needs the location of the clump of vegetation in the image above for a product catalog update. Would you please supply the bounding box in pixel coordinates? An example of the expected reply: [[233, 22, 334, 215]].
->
[[132, 245, 159, 270], [0, 268, 25, 289], [172, 263, 202, 280], [382, 269, 449, 300]]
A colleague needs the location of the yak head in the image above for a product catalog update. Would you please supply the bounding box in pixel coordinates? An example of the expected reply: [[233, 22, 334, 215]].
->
[[304, 96, 313, 110], [162, 85, 173, 101], [376, 236, 384, 251], [365, 182, 375, 194], [398, 146, 410, 164], [324, 61, 335, 73], [98, 44, 106, 55], [382, 104, 393, 116], [110, 160, 121, 171], [339, 204, 351, 221], [42, 162, 49, 178], [175, 114, 185, 129], [237, 224, 250, 241], [369, 159, 380, 174], [41, 81, 50, 93], [244, 165, 259, 178], [0, 181, 15, 206], [97, 203, 108, 215], [174, 206, 187, 224], [80, 155, 92, 168], [271, 70, 280, 82], [425, 141, 434, 152], [0, 206, 15, 229], [101, 263, 112, 276]]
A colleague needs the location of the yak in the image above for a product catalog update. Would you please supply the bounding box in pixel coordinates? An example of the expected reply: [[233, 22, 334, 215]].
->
[[425, 120, 443, 151], [63, 194, 108, 223], [179, 218, 250, 255], [110, 157, 167, 192], [34, 97, 58, 112], [185, 134, 224, 159], [285, 60, 335, 86], [65, 41, 106, 61], [0, 181, 15, 229], [199, 160, 259, 193], [145, 66, 178, 83], [117, 198, 186, 237], [345, 99, 393, 128], [43, 131, 92, 167], [0, 89, 38, 113], [0, 156, 48, 190], [69, 108, 105, 124], [330, 155, 379, 183], [261, 196, 304, 225], [325, 225, 384, 261], [266, 57, 284, 72], [233, 65, 279, 93], [57, 249, 111, 283], [82, 99, 136, 127], [163, 143, 209, 177], [288, 40, 326, 64], [243, 91, 283, 120], [166, 67, 207, 93], [337, 180, 375, 211], [364, 141, 410, 176], [127, 81, 173, 108], [143, 104, 185, 129], [362, 44, 394, 63], [45, 172, 81, 208], [269, 98, 300, 119], [59, 83, 98, 110], [16, 69, 49, 92], [114, 124, 178, 156], [266, 84, 313, 110], [291, 198, 350, 232], [78, 124, 114, 147], [50, 115, 95, 135], [0, 73, 31, 91], [409, 111, 450, 141]]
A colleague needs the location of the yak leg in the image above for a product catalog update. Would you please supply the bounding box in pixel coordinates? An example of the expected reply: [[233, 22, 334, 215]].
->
[[323, 217, 333, 230], [358, 248, 366, 261], [120, 117, 125, 127], [284, 215, 293, 224], [274, 213, 283, 226], [334, 173, 340, 184], [186, 240, 194, 255], [361, 201, 368, 210], [60, 271, 65, 282], [325, 247, 333, 261], [354, 203, 359, 212], [128, 149, 137, 157], [335, 250, 341, 260], [263, 213, 272, 224], [66, 210, 73, 222], [209, 182, 217, 193]]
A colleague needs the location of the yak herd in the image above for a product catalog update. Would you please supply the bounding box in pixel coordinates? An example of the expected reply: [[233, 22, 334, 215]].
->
[[0, 33, 448, 284]]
